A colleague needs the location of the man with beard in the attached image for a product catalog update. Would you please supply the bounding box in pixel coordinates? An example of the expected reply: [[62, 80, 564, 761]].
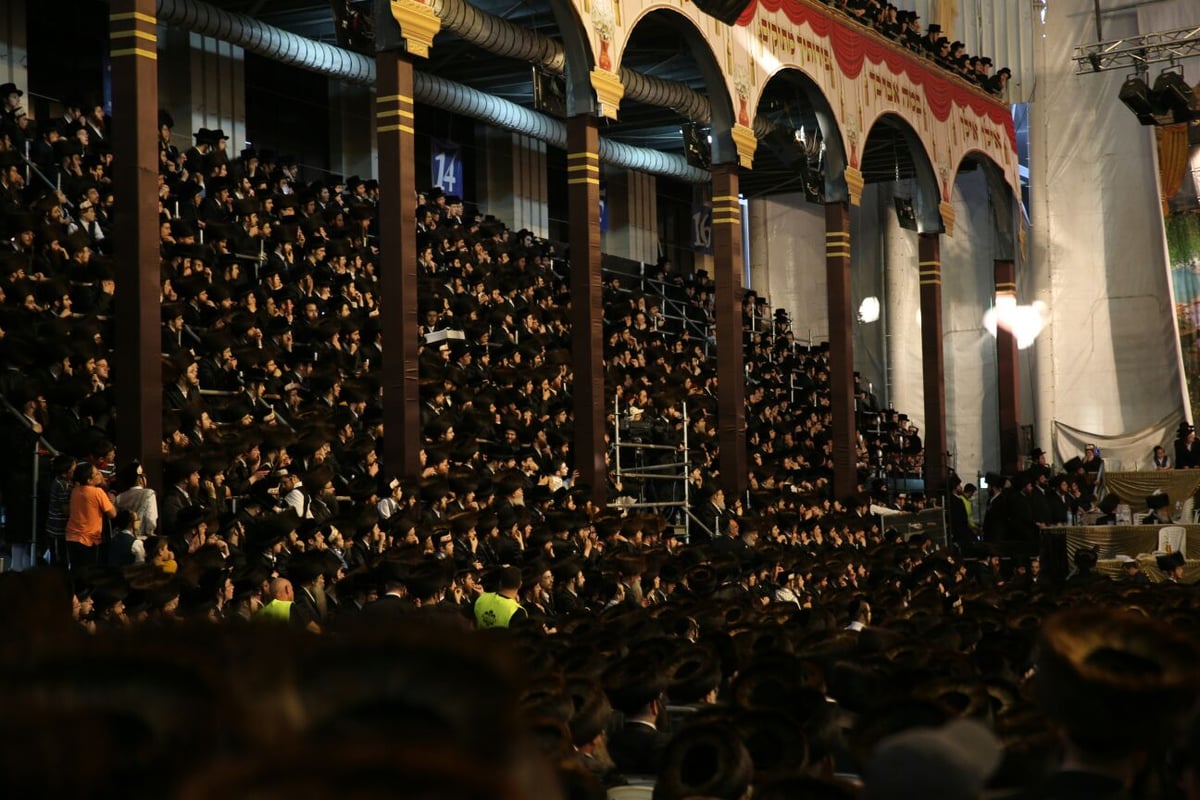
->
[[288, 550, 327, 634]]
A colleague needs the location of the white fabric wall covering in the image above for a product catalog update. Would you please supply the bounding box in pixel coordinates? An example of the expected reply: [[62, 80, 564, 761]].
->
[[511, 134, 550, 238], [934, 1, 1037, 104], [942, 167, 999, 480], [881, 182, 925, 430], [190, 32, 247, 151], [327, 80, 377, 182], [602, 169, 660, 265], [1029, 0, 1187, 468], [1138, 0, 1200, 34], [478, 128, 550, 238], [746, 194, 828, 342], [851, 187, 888, 404], [157, 27, 246, 156], [0, 1, 27, 97]]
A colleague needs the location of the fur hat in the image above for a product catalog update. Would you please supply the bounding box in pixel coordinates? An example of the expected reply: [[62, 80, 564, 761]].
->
[[1034, 608, 1200, 755]]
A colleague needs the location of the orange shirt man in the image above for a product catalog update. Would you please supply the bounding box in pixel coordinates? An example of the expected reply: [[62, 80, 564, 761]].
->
[[66, 463, 116, 565]]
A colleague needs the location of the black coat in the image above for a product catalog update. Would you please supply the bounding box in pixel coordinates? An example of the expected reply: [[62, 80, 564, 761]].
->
[[607, 721, 668, 777]]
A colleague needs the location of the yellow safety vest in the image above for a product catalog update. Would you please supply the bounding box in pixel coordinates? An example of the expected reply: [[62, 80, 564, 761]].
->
[[254, 599, 292, 623], [474, 592, 520, 629]]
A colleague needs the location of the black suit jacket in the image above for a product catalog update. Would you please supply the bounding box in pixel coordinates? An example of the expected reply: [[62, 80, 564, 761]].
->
[[359, 594, 412, 622], [607, 721, 668, 777]]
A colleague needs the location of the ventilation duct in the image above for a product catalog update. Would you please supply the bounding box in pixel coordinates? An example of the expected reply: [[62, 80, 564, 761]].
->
[[156, 0, 710, 182], [426, 0, 776, 135]]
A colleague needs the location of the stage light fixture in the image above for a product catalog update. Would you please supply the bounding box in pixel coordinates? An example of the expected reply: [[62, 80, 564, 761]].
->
[[1119, 76, 1158, 125], [1152, 70, 1194, 119]]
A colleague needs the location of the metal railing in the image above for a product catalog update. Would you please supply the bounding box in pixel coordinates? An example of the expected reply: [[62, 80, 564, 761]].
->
[[600, 264, 715, 354], [609, 396, 712, 542], [0, 393, 61, 570]]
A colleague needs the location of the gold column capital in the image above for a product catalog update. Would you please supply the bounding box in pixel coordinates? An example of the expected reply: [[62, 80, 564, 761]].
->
[[589, 68, 625, 120], [939, 200, 956, 237], [731, 124, 758, 169], [844, 166, 864, 207], [389, 0, 442, 59]]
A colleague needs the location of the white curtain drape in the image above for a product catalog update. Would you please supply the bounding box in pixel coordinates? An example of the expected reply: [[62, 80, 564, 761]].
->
[[1029, 0, 1190, 469]]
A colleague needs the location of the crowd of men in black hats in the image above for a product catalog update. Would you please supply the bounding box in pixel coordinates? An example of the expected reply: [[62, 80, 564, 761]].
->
[[5, 79, 1200, 800], [819, 1, 1012, 96]]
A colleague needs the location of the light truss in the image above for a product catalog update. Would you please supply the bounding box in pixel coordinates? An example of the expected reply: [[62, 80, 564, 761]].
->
[[1073, 25, 1200, 75]]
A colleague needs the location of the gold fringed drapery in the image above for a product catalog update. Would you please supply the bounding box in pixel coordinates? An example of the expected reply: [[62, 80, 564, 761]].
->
[[1157, 123, 1190, 216], [1102, 469, 1200, 512], [1058, 524, 1200, 561]]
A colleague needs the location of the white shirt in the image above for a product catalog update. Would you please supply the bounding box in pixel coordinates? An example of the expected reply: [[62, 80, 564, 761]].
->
[[282, 487, 312, 519]]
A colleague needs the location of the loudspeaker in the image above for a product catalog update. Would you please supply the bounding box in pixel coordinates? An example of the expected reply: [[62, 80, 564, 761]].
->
[[691, 0, 754, 26], [894, 197, 918, 231], [533, 69, 568, 119], [682, 123, 711, 169]]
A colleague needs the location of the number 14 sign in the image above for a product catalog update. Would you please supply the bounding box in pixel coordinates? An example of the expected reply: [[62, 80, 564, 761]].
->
[[431, 139, 463, 195]]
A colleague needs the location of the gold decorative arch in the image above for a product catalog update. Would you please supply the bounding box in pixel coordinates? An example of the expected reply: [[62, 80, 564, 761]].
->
[[569, 0, 1019, 213]]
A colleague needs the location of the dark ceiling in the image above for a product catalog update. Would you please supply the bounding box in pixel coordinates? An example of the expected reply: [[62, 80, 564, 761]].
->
[[208, 0, 932, 198]]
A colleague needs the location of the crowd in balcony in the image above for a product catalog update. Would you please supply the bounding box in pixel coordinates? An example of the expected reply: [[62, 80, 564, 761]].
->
[[1, 78, 1198, 800], [820, 1, 1011, 96]]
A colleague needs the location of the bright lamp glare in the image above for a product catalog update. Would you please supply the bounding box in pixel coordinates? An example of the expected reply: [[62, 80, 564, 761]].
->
[[858, 296, 880, 323], [984, 300, 1048, 350]]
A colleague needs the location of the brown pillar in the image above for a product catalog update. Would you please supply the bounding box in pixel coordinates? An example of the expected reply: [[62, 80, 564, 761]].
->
[[994, 259, 1020, 475], [711, 165, 746, 499], [567, 116, 606, 508], [109, 0, 162, 492], [376, 51, 421, 479], [825, 202, 857, 498], [919, 234, 948, 494]]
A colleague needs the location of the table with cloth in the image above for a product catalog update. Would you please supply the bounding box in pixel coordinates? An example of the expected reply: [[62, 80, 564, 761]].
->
[[1101, 469, 1200, 514], [1039, 524, 1200, 585]]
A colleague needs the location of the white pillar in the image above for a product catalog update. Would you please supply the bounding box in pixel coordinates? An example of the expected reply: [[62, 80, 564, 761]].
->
[[850, 186, 887, 401], [881, 181, 923, 427], [941, 167, 999, 479]]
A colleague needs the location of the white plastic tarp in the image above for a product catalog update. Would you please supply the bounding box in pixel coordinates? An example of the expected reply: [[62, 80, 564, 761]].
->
[[1029, 0, 1190, 469]]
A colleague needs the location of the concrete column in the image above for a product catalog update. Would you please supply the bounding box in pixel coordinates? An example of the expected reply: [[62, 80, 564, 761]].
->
[[376, 52, 421, 479], [826, 202, 857, 498], [567, 116, 605, 507], [0, 1, 28, 98], [158, 26, 246, 154], [711, 164, 747, 499], [882, 183, 922, 423], [995, 259, 1020, 475], [328, 79, 377, 181], [919, 233, 949, 494], [109, 0, 163, 492], [603, 168, 658, 264]]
